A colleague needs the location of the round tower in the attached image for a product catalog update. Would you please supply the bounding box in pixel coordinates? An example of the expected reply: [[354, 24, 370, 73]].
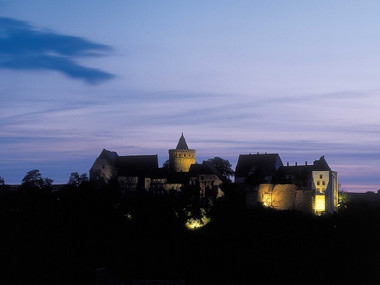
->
[[169, 133, 196, 172]]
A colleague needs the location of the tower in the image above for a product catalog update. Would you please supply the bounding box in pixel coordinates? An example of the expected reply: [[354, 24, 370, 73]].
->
[[169, 133, 196, 172]]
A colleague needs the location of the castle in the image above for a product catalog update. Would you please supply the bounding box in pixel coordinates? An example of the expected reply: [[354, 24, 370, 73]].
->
[[235, 153, 338, 214], [90, 134, 338, 214], [90, 133, 225, 199]]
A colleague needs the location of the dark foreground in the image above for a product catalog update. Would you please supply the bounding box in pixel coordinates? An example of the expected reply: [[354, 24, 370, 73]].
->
[[1, 184, 380, 285]]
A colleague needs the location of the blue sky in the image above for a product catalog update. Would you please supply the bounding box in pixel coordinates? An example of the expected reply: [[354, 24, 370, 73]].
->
[[1, 1, 380, 192]]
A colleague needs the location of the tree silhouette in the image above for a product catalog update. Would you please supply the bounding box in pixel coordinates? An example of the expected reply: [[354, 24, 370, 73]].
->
[[208, 157, 235, 182], [0, 176, 4, 186], [68, 172, 89, 187], [21, 169, 53, 190], [22, 169, 43, 188]]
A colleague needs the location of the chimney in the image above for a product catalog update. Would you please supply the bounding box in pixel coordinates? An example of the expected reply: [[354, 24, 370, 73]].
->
[[287, 162, 289, 166], [295, 162, 298, 166], [305, 161, 307, 165]]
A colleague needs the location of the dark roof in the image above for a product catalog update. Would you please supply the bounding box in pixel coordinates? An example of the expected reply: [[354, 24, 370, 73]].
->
[[116, 155, 158, 177], [313, 155, 331, 171], [235, 153, 283, 177], [279, 165, 314, 175], [189, 163, 210, 175], [176, 133, 189, 150], [98, 149, 118, 161], [279, 156, 331, 175], [150, 167, 171, 178]]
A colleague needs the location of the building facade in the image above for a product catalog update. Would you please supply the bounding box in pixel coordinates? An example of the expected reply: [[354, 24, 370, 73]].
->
[[236, 153, 338, 214], [90, 134, 224, 198]]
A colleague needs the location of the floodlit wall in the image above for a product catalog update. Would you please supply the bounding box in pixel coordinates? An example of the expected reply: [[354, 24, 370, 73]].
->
[[248, 184, 314, 213], [169, 149, 196, 172], [258, 184, 297, 210], [312, 171, 338, 214]]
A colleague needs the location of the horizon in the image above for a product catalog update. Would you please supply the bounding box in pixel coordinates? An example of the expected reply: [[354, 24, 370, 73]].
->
[[1, 1, 380, 193]]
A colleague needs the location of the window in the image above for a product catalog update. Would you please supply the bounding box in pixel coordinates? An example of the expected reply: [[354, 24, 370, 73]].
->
[[322, 181, 326, 186], [319, 174, 323, 179], [317, 181, 320, 185]]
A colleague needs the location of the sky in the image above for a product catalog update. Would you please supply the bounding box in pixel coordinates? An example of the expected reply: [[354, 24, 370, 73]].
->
[[1, 0, 380, 192]]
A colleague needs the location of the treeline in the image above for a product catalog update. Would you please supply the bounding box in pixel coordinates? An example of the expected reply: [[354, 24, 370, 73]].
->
[[1, 172, 380, 284]]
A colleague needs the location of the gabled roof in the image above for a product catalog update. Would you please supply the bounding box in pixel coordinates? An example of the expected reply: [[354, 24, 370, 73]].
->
[[176, 133, 189, 150], [98, 149, 118, 161], [235, 153, 283, 177], [313, 155, 331, 171], [278, 156, 331, 175], [116, 155, 158, 177]]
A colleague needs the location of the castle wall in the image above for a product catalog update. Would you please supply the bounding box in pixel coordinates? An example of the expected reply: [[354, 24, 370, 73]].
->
[[90, 158, 117, 182], [258, 184, 297, 210], [250, 184, 314, 212], [169, 149, 196, 172], [294, 189, 313, 213]]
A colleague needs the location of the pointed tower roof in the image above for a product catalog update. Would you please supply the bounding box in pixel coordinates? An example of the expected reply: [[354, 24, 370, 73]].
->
[[176, 133, 189, 149]]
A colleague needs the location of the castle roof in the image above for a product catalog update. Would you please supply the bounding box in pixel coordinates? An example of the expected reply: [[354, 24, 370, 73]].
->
[[279, 156, 331, 175], [116, 155, 158, 177], [98, 149, 118, 161], [235, 153, 283, 178], [176, 133, 189, 150]]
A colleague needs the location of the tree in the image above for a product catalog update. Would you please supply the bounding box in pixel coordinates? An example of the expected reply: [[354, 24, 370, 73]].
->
[[22, 169, 43, 188], [68, 172, 89, 187], [207, 157, 235, 183], [0, 176, 4, 186], [21, 170, 53, 190]]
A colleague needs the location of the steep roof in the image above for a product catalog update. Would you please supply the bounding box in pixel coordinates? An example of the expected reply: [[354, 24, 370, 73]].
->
[[98, 149, 118, 161], [313, 155, 331, 171], [235, 153, 283, 177], [116, 155, 158, 177], [278, 156, 331, 175], [176, 133, 189, 150]]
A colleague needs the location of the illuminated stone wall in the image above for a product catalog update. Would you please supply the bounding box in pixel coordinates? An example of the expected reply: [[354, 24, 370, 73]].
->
[[258, 184, 297, 210], [89, 158, 117, 182], [312, 171, 338, 214], [169, 149, 196, 172], [252, 184, 314, 212]]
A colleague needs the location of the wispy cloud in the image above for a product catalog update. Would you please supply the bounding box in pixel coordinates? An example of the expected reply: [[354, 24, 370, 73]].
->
[[0, 17, 114, 84]]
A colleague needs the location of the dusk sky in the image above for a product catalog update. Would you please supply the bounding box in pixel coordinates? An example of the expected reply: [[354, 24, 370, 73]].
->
[[1, 1, 380, 192]]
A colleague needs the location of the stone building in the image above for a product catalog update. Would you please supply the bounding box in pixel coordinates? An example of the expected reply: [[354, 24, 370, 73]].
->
[[169, 133, 196, 172], [236, 153, 338, 214], [90, 134, 224, 198]]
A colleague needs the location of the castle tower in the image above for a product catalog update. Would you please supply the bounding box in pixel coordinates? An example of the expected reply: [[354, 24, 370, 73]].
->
[[169, 133, 196, 172]]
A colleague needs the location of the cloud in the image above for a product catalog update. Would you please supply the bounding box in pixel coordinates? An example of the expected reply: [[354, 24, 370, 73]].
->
[[0, 17, 114, 84]]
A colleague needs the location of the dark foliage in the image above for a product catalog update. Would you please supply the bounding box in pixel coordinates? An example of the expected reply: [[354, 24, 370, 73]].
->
[[207, 157, 234, 183], [1, 182, 380, 285]]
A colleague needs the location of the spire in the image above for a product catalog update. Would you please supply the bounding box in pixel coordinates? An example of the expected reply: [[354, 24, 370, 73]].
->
[[176, 133, 189, 149]]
